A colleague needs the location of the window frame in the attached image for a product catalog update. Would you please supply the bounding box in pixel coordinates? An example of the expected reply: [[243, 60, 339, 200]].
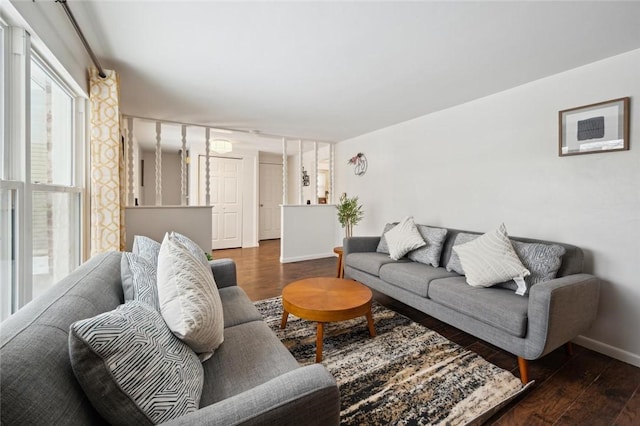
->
[[1, 18, 88, 320]]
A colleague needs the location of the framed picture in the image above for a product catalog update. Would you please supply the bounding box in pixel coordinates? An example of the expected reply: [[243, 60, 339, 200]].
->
[[559, 97, 630, 156]]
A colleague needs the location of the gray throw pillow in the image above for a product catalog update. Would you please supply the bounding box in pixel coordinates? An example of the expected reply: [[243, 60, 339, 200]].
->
[[407, 225, 448, 267], [496, 241, 566, 294], [376, 223, 397, 254], [121, 252, 160, 311], [445, 232, 480, 274], [132, 235, 161, 266], [69, 302, 204, 425]]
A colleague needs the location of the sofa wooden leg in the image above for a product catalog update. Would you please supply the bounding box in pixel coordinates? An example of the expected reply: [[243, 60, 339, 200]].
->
[[565, 342, 574, 356], [517, 357, 529, 384]]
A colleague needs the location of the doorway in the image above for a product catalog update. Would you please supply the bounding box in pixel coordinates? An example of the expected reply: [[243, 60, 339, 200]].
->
[[198, 156, 243, 249], [259, 163, 283, 240]]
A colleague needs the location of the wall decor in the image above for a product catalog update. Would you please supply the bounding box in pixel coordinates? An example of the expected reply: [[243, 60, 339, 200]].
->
[[348, 152, 368, 176], [559, 97, 629, 156], [302, 167, 310, 186]]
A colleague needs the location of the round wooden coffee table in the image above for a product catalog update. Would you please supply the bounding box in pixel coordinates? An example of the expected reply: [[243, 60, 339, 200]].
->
[[280, 277, 376, 362]]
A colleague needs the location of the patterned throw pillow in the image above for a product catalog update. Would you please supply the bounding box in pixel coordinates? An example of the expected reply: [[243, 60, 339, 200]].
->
[[496, 241, 566, 294], [376, 223, 397, 254], [69, 302, 204, 425], [157, 232, 224, 361], [121, 252, 160, 311], [132, 235, 161, 266], [445, 233, 480, 274], [453, 224, 530, 290], [407, 225, 448, 267], [384, 216, 427, 261]]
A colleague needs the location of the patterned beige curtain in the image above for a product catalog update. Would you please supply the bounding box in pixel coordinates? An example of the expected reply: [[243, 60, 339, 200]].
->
[[89, 68, 124, 254]]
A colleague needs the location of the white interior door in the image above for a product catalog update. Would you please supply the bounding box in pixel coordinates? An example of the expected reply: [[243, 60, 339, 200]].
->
[[259, 163, 283, 240], [198, 156, 242, 250]]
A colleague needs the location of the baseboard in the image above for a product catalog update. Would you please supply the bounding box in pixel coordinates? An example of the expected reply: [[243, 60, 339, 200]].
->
[[573, 335, 640, 368], [280, 252, 335, 263]]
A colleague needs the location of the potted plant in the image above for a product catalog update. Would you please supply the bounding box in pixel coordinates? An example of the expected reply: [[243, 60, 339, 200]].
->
[[336, 193, 364, 239]]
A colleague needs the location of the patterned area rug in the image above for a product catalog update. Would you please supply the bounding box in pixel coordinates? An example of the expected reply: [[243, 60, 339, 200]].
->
[[255, 297, 532, 425]]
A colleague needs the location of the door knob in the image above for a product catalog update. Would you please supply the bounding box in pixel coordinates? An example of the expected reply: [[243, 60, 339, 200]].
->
[[260, 204, 264, 207]]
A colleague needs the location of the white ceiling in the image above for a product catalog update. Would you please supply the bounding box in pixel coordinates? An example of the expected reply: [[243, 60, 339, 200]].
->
[[21, 1, 640, 153]]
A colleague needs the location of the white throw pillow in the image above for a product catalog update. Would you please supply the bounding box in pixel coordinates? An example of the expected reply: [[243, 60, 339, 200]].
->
[[172, 231, 210, 268], [453, 223, 530, 290], [384, 216, 426, 261], [157, 232, 224, 361]]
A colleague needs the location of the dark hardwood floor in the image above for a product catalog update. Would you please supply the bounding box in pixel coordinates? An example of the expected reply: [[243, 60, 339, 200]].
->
[[215, 239, 640, 425]]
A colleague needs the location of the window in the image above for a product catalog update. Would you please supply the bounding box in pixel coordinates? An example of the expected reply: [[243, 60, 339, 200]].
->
[[0, 23, 86, 321], [31, 190, 80, 299], [29, 59, 81, 301], [30, 61, 74, 186]]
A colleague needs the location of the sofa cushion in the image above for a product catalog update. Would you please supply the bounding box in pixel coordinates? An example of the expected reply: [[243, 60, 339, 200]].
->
[[218, 286, 263, 328], [121, 252, 160, 311], [379, 262, 459, 297], [200, 321, 300, 407], [69, 301, 204, 425], [453, 224, 530, 291], [132, 235, 161, 266], [157, 232, 224, 361], [346, 252, 406, 277], [428, 277, 529, 337], [385, 216, 426, 260], [407, 225, 448, 267]]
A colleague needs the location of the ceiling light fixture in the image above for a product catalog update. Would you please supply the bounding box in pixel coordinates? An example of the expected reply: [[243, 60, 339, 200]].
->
[[211, 139, 232, 154]]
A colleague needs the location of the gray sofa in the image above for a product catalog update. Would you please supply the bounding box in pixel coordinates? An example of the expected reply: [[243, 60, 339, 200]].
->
[[344, 227, 600, 383], [1, 251, 339, 425]]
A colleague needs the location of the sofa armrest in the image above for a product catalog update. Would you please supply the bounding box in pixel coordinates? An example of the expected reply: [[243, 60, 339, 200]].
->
[[210, 258, 237, 289], [343, 236, 381, 258], [162, 364, 339, 426], [525, 273, 600, 359]]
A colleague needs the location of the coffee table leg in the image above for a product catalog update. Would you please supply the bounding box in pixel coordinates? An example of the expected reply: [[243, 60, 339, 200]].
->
[[280, 310, 289, 329], [316, 322, 324, 363], [366, 309, 376, 337]]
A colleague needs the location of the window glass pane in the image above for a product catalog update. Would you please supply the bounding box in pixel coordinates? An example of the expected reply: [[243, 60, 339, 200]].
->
[[30, 61, 73, 186], [0, 188, 15, 321], [32, 191, 79, 299]]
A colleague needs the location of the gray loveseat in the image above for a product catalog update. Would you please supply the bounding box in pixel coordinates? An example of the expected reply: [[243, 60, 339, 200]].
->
[[1, 251, 339, 425], [344, 227, 600, 383]]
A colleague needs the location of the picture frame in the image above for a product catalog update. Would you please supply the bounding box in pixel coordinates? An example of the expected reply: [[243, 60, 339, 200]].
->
[[559, 97, 630, 156]]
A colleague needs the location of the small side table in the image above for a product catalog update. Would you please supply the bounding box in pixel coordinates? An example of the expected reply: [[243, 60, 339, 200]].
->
[[333, 246, 344, 278]]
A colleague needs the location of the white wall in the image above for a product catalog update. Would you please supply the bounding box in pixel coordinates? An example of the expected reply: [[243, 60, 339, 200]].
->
[[259, 152, 283, 166], [281, 205, 338, 263], [335, 48, 640, 365]]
